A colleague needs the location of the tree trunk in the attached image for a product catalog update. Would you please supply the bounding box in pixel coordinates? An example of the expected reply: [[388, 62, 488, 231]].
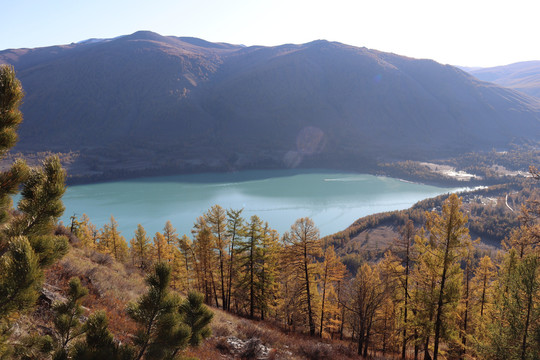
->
[[304, 243, 315, 336], [521, 287, 533, 360], [319, 267, 328, 338]]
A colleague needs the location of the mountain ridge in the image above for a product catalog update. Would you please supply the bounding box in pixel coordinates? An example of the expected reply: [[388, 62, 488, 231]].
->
[[466, 60, 540, 99], [1, 31, 539, 180]]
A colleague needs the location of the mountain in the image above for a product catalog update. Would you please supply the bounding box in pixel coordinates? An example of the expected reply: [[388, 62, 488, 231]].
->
[[466, 61, 540, 99], [1, 31, 539, 180]]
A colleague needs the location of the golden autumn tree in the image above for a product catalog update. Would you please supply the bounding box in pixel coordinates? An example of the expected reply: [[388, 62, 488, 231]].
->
[[192, 217, 218, 306], [130, 224, 152, 270], [418, 194, 469, 360], [100, 216, 128, 262], [282, 218, 322, 336], [318, 245, 346, 338], [204, 205, 229, 310]]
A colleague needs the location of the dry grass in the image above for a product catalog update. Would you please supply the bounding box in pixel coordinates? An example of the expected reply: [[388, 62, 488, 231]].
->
[[38, 246, 368, 359], [45, 247, 146, 341], [185, 305, 360, 359]]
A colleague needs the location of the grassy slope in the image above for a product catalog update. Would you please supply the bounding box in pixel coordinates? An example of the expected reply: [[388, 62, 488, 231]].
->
[[17, 245, 361, 360]]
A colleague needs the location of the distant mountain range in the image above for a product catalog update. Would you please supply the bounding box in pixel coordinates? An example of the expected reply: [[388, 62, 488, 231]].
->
[[465, 61, 540, 99], [1, 31, 539, 180]]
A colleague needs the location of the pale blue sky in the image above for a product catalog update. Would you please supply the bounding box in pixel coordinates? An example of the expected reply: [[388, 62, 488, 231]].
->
[[2, 0, 539, 67]]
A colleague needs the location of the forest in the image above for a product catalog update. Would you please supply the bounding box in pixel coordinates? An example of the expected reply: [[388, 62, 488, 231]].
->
[[0, 63, 539, 360]]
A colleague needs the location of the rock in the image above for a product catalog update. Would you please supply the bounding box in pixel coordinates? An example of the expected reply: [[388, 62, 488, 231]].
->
[[39, 283, 66, 307], [223, 336, 270, 359]]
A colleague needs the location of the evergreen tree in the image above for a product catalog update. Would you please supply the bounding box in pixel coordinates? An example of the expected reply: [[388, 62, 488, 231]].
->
[[178, 291, 213, 347], [127, 263, 191, 360], [71, 311, 134, 360], [0, 65, 68, 355], [52, 278, 88, 359]]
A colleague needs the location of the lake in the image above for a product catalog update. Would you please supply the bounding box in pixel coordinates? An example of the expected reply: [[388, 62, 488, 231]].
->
[[59, 169, 462, 238]]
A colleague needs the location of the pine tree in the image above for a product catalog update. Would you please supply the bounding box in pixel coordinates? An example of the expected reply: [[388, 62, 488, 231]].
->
[[71, 311, 134, 360], [127, 263, 191, 360], [0, 65, 68, 355], [179, 291, 213, 347], [52, 277, 88, 359]]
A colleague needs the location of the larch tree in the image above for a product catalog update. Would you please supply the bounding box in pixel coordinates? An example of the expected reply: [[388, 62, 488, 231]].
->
[[282, 217, 322, 336], [0, 65, 68, 355], [204, 205, 229, 310], [225, 208, 244, 312], [318, 245, 346, 338], [177, 234, 195, 291], [153, 232, 170, 264], [161, 221, 183, 290], [350, 263, 387, 357], [163, 220, 179, 246], [474, 255, 496, 319], [398, 219, 416, 359], [423, 194, 469, 360], [258, 223, 280, 321], [192, 217, 218, 306], [459, 238, 476, 359], [130, 224, 151, 270], [236, 215, 264, 319], [74, 214, 98, 249], [100, 216, 128, 262]]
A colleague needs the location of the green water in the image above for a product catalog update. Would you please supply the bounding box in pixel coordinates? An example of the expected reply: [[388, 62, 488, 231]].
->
[[60, 169, 461, 238]]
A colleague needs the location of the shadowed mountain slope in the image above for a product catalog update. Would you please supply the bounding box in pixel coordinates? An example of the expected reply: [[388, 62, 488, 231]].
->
[[467, 61, 540, 99], [1, 31, 539, 179]]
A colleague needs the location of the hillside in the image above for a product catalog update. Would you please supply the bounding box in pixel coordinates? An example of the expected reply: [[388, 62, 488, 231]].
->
[[467, 61, 540, 99], [15, 244, 359, 360], [1, 31, 539, 181], [323, 181, 537, 272]]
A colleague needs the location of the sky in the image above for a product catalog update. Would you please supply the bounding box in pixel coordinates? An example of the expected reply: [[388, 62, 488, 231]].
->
[[2, 0, 540, 68]]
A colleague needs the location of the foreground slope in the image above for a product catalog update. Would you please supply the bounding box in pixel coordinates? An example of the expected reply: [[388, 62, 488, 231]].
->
[[1, 31, 539, 179]]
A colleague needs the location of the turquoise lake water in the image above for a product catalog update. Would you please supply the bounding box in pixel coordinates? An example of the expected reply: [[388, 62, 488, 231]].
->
[[59, 169, 461, 238]]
